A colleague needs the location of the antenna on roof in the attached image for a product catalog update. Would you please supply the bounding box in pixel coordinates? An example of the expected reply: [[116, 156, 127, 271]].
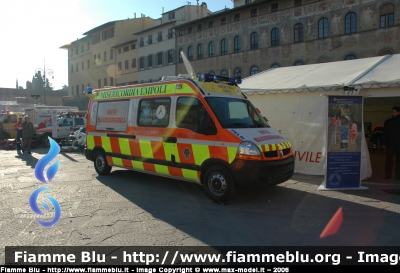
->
[[180, 51, 197, 80]]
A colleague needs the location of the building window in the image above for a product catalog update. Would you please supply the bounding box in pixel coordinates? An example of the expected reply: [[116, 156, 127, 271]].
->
[[98, 79, 101, 88], [198, 24, 202, 32], [82, 84, 85, 93], [110, 77, 114, 86], [132, 58, 136, 68], [76, 63, 78, 72], [139, 37, 144, 47], [131, 44, 136, 50], [118, 62, 122, 71], [380, 4, 394, 28], [104, 51, 107, 61], [81, 45, 84, 53], [139, 57, 144, 69], [209, 21, 213, 28], [168, 50, 173, 63], [271, 3, 278, 12], [294, 23, 304, 42], [221, 70, 228, 77], [271, 63, 279, 68], [188, 46, 194, 61], [294, 0, 302, 6], [234, 68, 241, 78], [318, 18, 329, 38], [221, 39, 228, 55], [271, 28, 279, 46], [179, 48, 183, 63], [156, 31, 162, 42], [157, 53, 163, 66], [104, 78, 107, 86], [188, 27, 192, 34], [124, 46, 129, 52], [87, 60, 90, 69], [147, 55, 153, 68], [245, 0, 252, 4], [76, 85, 79, 96], [148, 34, 152, 45], [234, 36, 241, 52], [345, 54, 356, 60], [110, 49, 114, 59], [82, 61, 84, 70], [250, 66, 258, 76], [168, 11, 175, 20], [345, 12, 357, 34], [125, 60, 129, 69], [250, 32, 258, 49], [168, 29, 173, 39], [250, 8, 257, 17], [118, 48, 121, 54], [197, 44, 203, 59], [294, 61, 303, 66], [221, 17, 226, 25], [179, 29, 184, 36], [234, 13, 240, 21], [209, 42, 215, 57]]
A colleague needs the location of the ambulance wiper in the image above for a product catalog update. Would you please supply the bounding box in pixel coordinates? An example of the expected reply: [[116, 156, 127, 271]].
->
[[225, 123, 256, 128]]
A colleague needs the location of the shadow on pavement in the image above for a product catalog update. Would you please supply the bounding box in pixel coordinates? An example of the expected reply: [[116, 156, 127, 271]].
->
[[95, 168, 400, 246]]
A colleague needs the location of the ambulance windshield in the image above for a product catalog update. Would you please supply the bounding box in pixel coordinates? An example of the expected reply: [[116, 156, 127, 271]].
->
[[205, 97, 270, 128]]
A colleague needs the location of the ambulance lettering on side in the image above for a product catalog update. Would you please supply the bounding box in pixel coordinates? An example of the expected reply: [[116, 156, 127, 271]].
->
[[84, 52, 294, 202]]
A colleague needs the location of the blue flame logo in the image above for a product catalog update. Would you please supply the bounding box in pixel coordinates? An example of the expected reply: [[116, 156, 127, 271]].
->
[[34, 137, 60, 183], [30, 136, 61, 227], [29, 187, 61, 227]]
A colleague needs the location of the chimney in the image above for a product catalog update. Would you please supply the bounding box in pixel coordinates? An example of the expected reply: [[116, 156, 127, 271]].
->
[[134, 12, 136, 18], [162, 7, 164, 14]]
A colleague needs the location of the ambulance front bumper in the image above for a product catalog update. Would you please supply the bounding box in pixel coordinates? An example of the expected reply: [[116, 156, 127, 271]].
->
[[230, 156, 295, 189]]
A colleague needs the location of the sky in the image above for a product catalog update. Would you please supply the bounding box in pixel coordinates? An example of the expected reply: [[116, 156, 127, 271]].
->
[[0, 0, 234, 90]]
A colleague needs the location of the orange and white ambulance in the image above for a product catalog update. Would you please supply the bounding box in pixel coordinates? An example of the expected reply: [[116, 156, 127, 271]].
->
[[84, 53, 294, 201]]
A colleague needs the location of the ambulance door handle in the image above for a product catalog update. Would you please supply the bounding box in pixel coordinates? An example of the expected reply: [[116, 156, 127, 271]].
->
[[163, 136, 177, 143]]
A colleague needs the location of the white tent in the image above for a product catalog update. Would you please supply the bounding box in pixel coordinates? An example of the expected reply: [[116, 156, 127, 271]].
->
[[239, 54, 400, 180]]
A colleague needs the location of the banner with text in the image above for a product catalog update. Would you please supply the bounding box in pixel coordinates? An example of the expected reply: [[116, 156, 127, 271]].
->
[[325, 96, 363, 189]]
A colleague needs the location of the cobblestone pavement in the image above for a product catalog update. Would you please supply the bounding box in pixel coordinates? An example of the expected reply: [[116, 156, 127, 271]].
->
[[1, 148, 400, 263]]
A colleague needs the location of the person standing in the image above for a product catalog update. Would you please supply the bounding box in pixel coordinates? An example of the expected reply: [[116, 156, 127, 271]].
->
[[13, 117, 23, 151], [22, 115, 34, 154], [382, 106, 400, 180]]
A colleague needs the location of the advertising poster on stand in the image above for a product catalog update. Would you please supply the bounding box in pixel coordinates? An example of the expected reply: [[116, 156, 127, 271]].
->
[[320, 95, 367, 190]]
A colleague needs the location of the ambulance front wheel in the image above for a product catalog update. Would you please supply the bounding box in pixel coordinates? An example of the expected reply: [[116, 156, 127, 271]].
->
[[203, 165, 236, 202], [94, 150, 112, 175]]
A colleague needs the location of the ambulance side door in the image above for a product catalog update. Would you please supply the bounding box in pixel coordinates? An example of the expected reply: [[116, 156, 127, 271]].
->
[[166, 96, 216, 181]]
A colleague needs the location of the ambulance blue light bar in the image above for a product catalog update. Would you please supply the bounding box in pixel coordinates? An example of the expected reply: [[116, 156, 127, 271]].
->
[[87, 87, 93, 94], [198, 73, 242, 84]]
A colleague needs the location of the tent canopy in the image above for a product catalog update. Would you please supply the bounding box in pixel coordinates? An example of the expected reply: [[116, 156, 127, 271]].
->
[[240, 54, 400, 94]]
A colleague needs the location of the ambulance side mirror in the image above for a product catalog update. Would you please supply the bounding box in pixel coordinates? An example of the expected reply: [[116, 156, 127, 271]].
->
[[199, 116, 216, 135]]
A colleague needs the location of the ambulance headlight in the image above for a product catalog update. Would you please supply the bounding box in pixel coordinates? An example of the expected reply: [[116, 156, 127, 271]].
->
[[237, 141, 261, 156]]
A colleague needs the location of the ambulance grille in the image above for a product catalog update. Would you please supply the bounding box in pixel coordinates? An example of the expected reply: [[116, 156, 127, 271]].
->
[[282, 148, 291, 155], [263, 151, 278, 158]]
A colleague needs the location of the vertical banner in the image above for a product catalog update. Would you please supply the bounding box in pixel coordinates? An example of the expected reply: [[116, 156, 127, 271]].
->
[[52, 110, 58, 138], [319, 95, 368, 190]]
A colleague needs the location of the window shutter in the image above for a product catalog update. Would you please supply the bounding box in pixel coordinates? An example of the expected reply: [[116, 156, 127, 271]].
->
[[165, 51, 169, 64]]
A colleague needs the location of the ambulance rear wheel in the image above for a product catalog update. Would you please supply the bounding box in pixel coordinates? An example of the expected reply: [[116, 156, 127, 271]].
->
[[203, 165, 236, 202], [42, 135, 50, 147], [94, 150, 111, 175]]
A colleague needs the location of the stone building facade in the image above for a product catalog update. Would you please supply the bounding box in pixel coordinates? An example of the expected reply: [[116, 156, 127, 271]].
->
[[175, 0, 399, 78], [0, 88, 67, 107]]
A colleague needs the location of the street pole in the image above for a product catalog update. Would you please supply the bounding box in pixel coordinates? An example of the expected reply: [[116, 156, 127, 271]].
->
[[35, 59, 53, 105]]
